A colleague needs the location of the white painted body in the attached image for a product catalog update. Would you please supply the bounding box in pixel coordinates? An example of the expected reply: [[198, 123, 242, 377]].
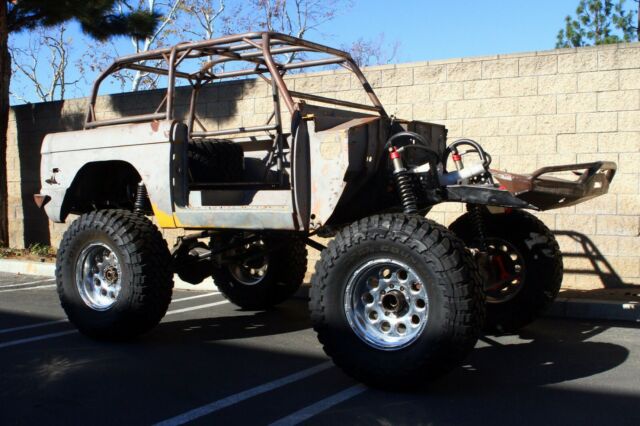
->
[[40, 120, 176, 222]]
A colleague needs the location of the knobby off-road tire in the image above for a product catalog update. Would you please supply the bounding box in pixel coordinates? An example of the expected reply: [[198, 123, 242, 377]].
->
[[212, 237, 307, 310], [188, 140, 244, 182], [449, 210, 563, 333], [310, 214, 485, 389], [56, 210, 173, 339]]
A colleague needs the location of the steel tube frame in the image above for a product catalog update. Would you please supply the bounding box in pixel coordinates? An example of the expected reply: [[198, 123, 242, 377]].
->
[[84, 31, 387, 130], [191, 124, 279, 138], [288, 90, 382, 113], [85, 112, 167, 129]]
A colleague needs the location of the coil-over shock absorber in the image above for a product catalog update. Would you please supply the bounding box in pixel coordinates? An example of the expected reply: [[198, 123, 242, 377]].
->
[[389, 147, 418, 214], [134, 181, 148, 213], [468, 204, 488, 251]]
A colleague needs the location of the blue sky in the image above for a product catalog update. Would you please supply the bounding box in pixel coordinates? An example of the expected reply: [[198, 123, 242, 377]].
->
[[8, 0, 636, 104], [329, 0, 579, 62]]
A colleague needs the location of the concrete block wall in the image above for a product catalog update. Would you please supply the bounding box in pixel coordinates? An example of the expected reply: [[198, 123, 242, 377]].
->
[[7, 42, 640, 290]]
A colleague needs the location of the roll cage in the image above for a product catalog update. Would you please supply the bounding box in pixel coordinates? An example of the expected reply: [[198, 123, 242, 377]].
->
[[85, 31, 387, 137]]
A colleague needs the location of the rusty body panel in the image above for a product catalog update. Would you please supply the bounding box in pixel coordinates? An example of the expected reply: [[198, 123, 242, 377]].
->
[[40, 120, 178, 223], [307, 116, 387, 228]]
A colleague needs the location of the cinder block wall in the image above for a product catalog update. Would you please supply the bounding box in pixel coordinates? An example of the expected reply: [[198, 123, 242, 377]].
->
[[7, 42, 640, 290]]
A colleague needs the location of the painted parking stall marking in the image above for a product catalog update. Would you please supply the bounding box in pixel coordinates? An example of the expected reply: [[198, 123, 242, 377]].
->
[[0, 319, 69, 335], [269, 384, 367, 426], [0, 278, 56, 293], [0, 330, 77, 349], [0, 278, 55, 288], [0, 278, 363, 424], [0, 292, 218, 335], [0, 294, 227, 350], [165, 300, 229, 316], [0, 284, 56, 293], [154, 361, 334, 426], [0, 274, 365, 424], [172, 292, 220, 303]]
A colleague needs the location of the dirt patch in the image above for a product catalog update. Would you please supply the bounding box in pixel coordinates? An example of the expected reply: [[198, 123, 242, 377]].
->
[[0, 244, 56, 263]]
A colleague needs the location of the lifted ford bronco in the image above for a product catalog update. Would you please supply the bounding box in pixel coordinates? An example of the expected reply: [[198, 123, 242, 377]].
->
[[37, 32, 616, 388]]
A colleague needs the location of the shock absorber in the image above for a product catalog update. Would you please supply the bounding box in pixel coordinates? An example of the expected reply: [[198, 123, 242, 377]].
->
[[389, 147, 418, 215], [134, 181, 148, 213], [468, 204, 488, 252]]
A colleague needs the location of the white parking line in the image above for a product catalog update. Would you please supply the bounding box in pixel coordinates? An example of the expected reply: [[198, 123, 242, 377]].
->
[[269, 384, 367, 426], [165, 300, 229, 315], [0, 300, 230, 349], [0, 292, 216, 335], [0, 284, 56, 293], [154, 361, 334, 426], [0, 319, 68, 335], [0, 278, 55, 288], [172, 292, 220, 303], [0, 330, 77, 349]]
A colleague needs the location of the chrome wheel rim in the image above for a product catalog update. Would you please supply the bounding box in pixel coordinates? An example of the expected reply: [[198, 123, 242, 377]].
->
[[228, 241, 269, 286], [345, 258, 429, 351], [75, 242, 122, 311], [486, 238, 526, 303]]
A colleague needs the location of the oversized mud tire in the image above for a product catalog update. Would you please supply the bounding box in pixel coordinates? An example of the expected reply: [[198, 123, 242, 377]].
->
[[449, 209, 563, 333], [56, 210, 173, 339], [188, 140, 244, 182], [310, 214, 484, 389], [212, 237, 307, 310]]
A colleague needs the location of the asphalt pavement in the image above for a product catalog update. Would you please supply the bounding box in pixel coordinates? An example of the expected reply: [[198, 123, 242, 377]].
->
[[0, 271, 639, 425]]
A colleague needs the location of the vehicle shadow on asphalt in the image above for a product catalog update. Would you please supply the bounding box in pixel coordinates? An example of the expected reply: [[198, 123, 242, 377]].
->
[[0, 300, 326, 425], [1, 301, 639, 424], [462, 320, 632, 388], [146, 300, 313, 343], [320, 318, 639, 425]]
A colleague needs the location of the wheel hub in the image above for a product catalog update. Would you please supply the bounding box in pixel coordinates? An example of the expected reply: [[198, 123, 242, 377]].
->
[[345, 259, 429, 351], [104, 266, 119, 284], [75, 243, 122, 311], [228, 240, 269, 286], [381, 290, 408, 315], [485, 238, 526, 303]]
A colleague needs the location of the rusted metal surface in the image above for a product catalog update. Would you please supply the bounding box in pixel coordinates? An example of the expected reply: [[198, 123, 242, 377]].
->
[[305, 114, 387, 228], [191, 124, 278, 138], [84, 113, 166, 129], [173, 204, 296, 230], [289, 91, 381, 112], [40, 120, 177, 223], [85, 31, 387, 132], [492, 161, 617, 210]]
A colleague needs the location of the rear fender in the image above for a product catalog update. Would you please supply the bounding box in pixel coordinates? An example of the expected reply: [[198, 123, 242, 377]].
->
[[39, 120, 184, 224]]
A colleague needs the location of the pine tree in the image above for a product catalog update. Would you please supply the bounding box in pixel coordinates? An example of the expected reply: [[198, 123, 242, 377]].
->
[[0, 1, 159, 246], [556, 0, 638, 48]]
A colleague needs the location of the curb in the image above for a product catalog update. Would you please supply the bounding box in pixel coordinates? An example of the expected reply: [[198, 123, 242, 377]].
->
[[0, 259, 56, 276], [547, 297, 639, 323], [1, 259, 637, 323]]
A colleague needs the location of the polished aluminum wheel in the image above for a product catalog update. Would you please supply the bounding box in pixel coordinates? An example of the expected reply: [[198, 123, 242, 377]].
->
[[228, 241, 269, 286], [75, 242, 122, 311], [345, 258, 429, 350], [486, 238, 526, 303]]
